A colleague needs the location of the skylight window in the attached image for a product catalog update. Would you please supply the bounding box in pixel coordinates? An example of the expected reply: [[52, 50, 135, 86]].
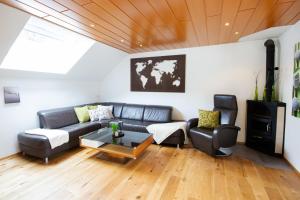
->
[[0, 17, 94, 74]]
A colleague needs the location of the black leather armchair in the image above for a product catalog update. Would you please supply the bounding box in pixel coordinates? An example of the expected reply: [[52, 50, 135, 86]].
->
[[187, 95, 240, 156]]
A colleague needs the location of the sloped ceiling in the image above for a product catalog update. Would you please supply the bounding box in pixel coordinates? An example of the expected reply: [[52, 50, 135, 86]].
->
[[1, 0, 300, 53], [0, 3, 128, 81]]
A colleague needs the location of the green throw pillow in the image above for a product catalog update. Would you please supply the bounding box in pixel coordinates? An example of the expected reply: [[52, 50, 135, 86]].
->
[[74, 106, 90, 123], [198, 109, 220, 129], [87, 105, 98, 110]]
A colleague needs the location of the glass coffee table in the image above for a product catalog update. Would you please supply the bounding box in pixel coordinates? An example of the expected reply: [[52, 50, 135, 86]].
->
[[80, 128, 153, 161]]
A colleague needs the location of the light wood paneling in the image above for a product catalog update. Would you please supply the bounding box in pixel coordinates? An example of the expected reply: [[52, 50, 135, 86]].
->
[[242, 0, 277, 35], [289, 12, 300, 25], [1, 0, 300, 53], [166, 0, 190, 21], [0, 146, 300, 199], [205, 0, 223, 16], [1, 0, 48, 17], [240, 0, 260, 10], [186, 0, 208, 45], [230, 9, 254, 41], [256, 1, 294, 32], [207, 15, 221, 45], [219, 0, 241, 43], [35, 0, 67, 12], [73, 0, 91, 6], [275, 0, 300, 26]]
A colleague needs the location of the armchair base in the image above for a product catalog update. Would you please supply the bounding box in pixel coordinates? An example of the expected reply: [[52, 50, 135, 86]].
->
[[215, 148, 233, 157]]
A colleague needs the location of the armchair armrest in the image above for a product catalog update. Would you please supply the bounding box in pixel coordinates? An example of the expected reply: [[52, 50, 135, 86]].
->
[[213, 125, 240, 149], [187, 118, 198, 137], [214, 125, 240, 133]]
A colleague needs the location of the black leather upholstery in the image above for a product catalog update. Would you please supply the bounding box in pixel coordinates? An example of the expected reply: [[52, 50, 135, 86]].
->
[[188, 94, 240, 156], [190, 127, 214, 155], [121, 119, 153, 133], [38, 106, 79, 129], [60, 122, 101, 145], [157, 129, 185, 147], [143, 105, 172, 122], [121, 104, 145, 120], [18, 102, 184, 161]]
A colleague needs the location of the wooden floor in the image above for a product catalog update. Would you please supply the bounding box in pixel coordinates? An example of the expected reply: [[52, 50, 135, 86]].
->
[[0, 145, 300, 200]]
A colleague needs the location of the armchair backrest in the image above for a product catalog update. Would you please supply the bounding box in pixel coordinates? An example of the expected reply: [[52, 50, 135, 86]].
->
[[213, 94, 238, 125]]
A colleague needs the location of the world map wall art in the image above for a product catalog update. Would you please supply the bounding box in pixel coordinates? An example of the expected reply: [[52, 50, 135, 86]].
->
[[292, 42, 300, 118], [131, 54, 186, 92]]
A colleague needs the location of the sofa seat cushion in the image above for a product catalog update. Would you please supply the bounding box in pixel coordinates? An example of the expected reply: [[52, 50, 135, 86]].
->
[[60, 122, 101, 142], [121, 119, 153, 133]]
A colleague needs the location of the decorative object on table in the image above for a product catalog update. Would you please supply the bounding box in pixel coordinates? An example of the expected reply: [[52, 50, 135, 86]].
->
[[4, 87, 20, 104], [112, 132, 124, 138], [111, 122, 119, 135], [110, 121, 124, 138], [130, 54, 186, 92], [264, 39, 278, 102], [254, 72, 259, 101], [292, 42, 300, 118]]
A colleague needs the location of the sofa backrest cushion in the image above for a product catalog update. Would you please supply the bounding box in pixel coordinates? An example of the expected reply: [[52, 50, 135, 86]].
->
[[101, 102, 124, 118], [143, 105, 172, 122], [121, 104, 145, 120], [38, 107, 79, 129]]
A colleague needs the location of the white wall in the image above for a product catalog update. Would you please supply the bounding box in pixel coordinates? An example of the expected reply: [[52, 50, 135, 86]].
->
[[0, 78, 101, 158], [99, 40, 267, 142], [279, 21, 300, 172], [0, 4, 127, 158]]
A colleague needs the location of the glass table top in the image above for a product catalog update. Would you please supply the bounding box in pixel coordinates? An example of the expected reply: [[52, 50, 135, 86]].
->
[[80, 128, 151, 149]]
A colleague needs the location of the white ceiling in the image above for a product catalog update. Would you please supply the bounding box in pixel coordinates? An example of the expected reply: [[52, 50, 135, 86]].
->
[[238, 26, 292, 42]]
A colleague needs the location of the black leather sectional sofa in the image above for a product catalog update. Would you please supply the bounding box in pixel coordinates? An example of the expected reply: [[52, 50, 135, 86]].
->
[[18, 102, 185, 162]]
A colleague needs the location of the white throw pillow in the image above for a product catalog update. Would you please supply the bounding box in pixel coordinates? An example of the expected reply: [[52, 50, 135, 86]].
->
[[88, 109, 100, 122], [97, 105, 114, 120]]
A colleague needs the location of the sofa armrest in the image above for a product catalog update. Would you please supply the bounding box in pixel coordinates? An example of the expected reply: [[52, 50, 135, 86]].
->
[[187, 118, 198, 137], [212, 125, 240, 149]]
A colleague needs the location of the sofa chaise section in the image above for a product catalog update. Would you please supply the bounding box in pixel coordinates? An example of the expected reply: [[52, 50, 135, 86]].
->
[[18, 106, 101, 162]]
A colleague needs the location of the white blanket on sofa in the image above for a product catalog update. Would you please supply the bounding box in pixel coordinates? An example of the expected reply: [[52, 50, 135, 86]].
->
[[25, 128, 69, 149], [146, 122, 187, 145]]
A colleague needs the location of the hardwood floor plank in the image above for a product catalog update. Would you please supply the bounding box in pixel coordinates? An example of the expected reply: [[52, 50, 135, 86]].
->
[[160, 175, 180, 200], [0, 145, 299, 200]]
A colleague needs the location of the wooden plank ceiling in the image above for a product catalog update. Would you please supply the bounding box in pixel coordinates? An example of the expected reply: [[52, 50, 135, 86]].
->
[[1, 0, 300, 53]]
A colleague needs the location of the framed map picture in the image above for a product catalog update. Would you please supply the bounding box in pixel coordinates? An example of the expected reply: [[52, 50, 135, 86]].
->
[[131, 54, 186, 92], [292, 42, 300, 117]]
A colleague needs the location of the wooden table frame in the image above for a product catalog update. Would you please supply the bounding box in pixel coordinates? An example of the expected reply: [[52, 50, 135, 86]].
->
[[80, 135, 153, 160]]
